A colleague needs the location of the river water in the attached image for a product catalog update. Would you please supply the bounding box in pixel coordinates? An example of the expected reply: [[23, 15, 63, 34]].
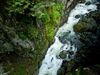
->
[[38, 0, 97, 75]]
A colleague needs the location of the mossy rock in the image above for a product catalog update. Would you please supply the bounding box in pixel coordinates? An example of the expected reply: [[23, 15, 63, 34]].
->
[[59, 51, 67, 59], [74, 18, 96, 32]]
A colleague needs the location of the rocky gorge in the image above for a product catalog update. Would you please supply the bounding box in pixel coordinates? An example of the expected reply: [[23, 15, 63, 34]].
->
[[0, 0, 100, 75]]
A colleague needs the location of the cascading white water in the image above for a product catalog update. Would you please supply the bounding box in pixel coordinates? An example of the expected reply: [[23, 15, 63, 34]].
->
[[38, 0, 97, 75]]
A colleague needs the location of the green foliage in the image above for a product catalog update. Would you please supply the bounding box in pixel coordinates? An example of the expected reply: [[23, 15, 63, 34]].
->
[[6, 0, 32, 15], [39, 2, 63, 24], [51, 3, 63, 24], [6, 0, 63, 23], [6, 0, 63, 41], [45, 24, 55, 41], [6, 0, 63, 18], [0, 0, 63, 75], [4, 58, 35, 75], [27, 25, 39, 39], [41, 3, 63, 41]]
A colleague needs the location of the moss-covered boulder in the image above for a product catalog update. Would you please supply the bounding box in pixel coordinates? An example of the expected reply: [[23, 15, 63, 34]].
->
[[59, 51, 67, 59], [74, 18, 97, 32]]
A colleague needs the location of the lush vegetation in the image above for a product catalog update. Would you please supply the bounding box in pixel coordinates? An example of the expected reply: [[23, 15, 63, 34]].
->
[[1, 0, 100, 75], [0, 0, 64, 56], [0, 0, 64, 74], [6, 0, 63, 41]]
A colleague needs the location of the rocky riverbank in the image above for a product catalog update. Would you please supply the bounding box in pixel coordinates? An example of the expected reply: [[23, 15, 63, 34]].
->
[[57, 2, 100, 75]]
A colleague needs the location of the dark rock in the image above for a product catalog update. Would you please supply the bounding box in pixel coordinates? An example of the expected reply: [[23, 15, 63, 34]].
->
[[85, 1, 91, 5], [89, 10, 100, 24], [97, 0, 100, 3], [59, 51, 67, 59], [57, 7, 100, 75], [68, 51, 74, 55], [57, 60, 68, 75], [96, 4, 100, 9], [74, 8, 100, 67], [74, 18, 97, 32], [87, 9, 92, 11], [75, 15, 81, 19]]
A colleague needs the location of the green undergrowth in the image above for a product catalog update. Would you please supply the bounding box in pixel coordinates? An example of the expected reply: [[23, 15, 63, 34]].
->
[[0, 0, 64, 75], [6, 0, 63, 42], [3, 57, 35, 75]]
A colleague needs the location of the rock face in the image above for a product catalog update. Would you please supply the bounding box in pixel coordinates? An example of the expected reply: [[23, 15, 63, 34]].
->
[[58, 3, 100, 75], [0, 23, 34, 55], [58, 0, 85, 25], [74, 5, 100, 65]]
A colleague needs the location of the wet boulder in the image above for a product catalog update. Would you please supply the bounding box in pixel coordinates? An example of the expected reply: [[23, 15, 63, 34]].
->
[[74, 18, 97, 32], [59, 51, 67, 59], [85, 1, 91, 5], [75, 15, 81, 19], [96, 3, 100, 9]]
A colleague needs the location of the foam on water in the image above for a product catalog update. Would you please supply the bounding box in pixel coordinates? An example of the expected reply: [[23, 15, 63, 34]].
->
[[38, 1, 97, 75]]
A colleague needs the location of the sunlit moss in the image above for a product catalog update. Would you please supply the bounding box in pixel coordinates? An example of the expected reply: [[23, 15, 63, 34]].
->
[[45, 24, 55, 42]]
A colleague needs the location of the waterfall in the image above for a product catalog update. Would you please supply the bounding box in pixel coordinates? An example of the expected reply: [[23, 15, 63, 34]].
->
[[38, 1, 97, 75]]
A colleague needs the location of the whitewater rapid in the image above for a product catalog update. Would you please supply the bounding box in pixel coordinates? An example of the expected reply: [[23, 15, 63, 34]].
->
[[38, 1, 97, 75]]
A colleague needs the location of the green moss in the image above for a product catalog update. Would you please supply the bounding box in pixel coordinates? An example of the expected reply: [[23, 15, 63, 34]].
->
[[6, 0, 63, 42], [45, 24, 55, 42], [10, 65, 27, 75], [4, 58, 35, 75], [27, 25, 39, 39], [74, 22, 87, 32], [18, 33, 28, 40], [50, 3, 63, 24], [42, 3, 63, 42], [74, 18, 96, 33]]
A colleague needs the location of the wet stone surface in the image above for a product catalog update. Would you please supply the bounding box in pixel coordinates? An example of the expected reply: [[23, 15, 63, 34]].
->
[[85, 1, 91, 5], [59, 51, 67, 59], [75, 15, 81, 19]]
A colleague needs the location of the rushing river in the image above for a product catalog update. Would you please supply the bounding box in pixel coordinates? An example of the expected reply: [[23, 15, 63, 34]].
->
[[38, 0, 97, 75]]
